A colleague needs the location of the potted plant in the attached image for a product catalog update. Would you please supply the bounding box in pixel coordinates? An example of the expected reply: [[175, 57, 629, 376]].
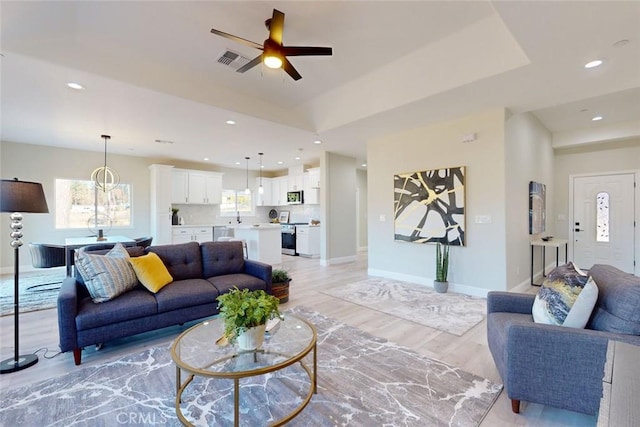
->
[[272, 268, 291, 303], [434, 242, 450, 293], [171, 208, 180, 225], [216, 287, 281, 350]]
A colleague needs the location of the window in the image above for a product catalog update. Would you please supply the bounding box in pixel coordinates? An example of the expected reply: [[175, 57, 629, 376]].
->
[[596, 192, 609, 242], [55, 179, 132, 229], [220, 189, 253, 217]]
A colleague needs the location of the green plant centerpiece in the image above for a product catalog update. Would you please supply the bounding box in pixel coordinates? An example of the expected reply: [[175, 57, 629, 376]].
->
[[272, 268, 291, 303], [216, 287, 281, 350], [434, 242, 450, 293]]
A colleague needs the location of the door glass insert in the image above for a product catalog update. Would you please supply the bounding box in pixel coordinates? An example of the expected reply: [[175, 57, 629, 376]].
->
[[596, 192, 609, 242]]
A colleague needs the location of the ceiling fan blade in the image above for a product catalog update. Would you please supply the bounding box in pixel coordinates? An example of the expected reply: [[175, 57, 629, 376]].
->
[[282, 57, 302, 81], [269, 9, 285, 45], [210, 28, 263, 50], [236, 54, 263, 73], [281, 46, 333, 57]]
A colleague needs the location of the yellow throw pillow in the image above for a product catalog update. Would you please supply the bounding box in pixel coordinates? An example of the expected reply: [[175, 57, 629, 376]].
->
[[128, 252, 173, 293]]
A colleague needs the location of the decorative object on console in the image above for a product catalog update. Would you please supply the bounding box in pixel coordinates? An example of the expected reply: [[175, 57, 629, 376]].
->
[[0, 178, 49, 374], [279, 210, 290, 224], [532, 262, 598, 328], [434, 242, 450, 293], [216, 287, 281, 350], [394, 166, 465, 245], [272, 268, 291, 303], [529, 181, 546, 235]]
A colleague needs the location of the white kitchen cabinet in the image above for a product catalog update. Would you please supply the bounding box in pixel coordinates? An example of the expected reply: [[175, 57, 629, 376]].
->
[[272, 176, 288, 206], [172, 169, 189, 204], [172, 226, 213, 244], [303, 168, 320, 205], [149, 164, 174, 245], [255, 177, 273, 206], [172, 169, 223, 204], [288, 173, 303, 191], [296, 225, 320, 257]]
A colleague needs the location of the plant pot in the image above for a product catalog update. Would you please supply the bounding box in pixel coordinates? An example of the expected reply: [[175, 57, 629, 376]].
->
[[272, 279, 291, 303], [236, 324, 267, 351], [434, 280, 448, 293]]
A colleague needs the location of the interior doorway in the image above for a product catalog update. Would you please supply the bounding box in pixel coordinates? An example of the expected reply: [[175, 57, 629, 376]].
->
[[570, 172, 636, 273]]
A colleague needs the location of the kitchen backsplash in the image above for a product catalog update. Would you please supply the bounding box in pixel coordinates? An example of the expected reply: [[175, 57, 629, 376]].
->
[[172, 204, 321, 225]]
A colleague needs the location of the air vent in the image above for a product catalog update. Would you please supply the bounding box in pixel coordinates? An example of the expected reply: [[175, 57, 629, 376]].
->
[[217, 49, 252, 70]]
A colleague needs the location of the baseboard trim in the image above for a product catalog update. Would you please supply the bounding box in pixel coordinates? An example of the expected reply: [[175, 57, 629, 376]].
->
[[366, 269, 491, 298], [320, 255, 357, 266]]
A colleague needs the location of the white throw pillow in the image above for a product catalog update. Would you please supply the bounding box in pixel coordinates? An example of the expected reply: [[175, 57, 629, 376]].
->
[[562, 277, 599, 328]]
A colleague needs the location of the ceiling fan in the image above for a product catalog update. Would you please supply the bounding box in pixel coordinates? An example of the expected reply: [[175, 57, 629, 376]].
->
[[210, 8, 332, 81]]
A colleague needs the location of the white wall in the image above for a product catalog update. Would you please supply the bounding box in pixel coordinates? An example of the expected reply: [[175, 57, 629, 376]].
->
[[356, 169, 368, 250], [504, 112, 554, 289], [320, 152, 357, 264], [367, 109, 509, 295]]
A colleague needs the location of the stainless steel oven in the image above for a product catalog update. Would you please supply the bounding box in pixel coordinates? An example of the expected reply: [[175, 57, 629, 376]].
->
[[281, 224, 297, 255]]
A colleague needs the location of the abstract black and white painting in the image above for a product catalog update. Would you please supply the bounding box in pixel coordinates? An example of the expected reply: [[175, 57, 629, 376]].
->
[[394, 167, 465, 246], [529, 181, 546, 235]]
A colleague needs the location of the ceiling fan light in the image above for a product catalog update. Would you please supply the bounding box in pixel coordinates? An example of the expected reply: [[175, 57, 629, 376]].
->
[[264, 54, 283, 69]]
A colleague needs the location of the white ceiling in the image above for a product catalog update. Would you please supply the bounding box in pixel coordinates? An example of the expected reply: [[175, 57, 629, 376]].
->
[[2, 1, 639, 172]]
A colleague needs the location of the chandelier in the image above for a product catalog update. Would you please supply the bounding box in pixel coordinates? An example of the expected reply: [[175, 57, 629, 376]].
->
[[91, 134, 120, 192]]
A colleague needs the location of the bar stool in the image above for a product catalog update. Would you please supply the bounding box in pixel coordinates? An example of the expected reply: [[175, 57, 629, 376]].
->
[[217, 237, 248, 259]]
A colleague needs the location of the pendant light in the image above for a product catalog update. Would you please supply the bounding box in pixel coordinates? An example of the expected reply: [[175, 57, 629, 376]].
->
[[258, 153, 264, 194], [90, 134, 119, 192], [244, 157, 251, 194]]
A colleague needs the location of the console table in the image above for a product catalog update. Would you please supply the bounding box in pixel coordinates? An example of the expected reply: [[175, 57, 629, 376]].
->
[[530, 238, 568, 286], [597, 341, 640, 426]]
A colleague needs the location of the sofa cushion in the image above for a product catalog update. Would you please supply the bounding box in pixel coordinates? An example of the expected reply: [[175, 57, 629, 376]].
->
[[75, 243, 139, 303], [532, 262, 597, 328], [587, 264, 640, 335], [76, 288, 158, 330], [147, 242, 202, 281], [154, 278, 220, 312], [208, 273, 266, 295], [128, 252, 174, 293], [201, 241, 245, 278]]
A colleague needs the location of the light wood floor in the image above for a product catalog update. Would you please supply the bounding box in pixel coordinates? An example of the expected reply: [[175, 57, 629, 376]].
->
[[0, 252, 596, 426]]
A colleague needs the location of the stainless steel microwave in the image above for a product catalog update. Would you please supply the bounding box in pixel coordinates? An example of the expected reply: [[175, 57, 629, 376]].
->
[[287, 190, 304, 204]]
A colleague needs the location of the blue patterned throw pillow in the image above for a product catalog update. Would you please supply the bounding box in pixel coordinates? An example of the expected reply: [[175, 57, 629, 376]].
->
[[532, 262, 599, 328]]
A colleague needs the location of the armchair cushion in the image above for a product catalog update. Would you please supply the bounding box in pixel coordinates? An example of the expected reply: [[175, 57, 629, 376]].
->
[[587, 264, 640, 335]]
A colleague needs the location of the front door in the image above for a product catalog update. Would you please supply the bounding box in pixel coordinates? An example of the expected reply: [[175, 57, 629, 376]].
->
[[572, 173, 635, 272]]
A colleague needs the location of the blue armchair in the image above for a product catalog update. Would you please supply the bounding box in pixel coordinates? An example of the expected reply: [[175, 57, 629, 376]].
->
[[487, 264, 640, 415]]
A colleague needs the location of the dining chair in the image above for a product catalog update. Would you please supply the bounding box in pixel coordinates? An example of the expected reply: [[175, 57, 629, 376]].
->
[[27, 243, 66, 291]]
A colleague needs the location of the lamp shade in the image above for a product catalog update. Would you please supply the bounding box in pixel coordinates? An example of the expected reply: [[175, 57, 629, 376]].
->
[[0, 179, 49, 213]]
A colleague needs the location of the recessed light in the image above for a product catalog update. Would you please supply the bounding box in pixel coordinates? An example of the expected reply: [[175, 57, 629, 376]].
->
[[313, 139, 322, 144], [154, 139, 175, 144], [226, 120, 236, 125], [613, 39, 629, 47], [67, 82, 84, 90], [203, 157, 209, 161], [277, 161, 284, 165], [361, 163, 367, 167], [235, 161, 241, 165], [584, 60, 603, 69], [592, 116, 603, 121], [295, 156, 301, 160]]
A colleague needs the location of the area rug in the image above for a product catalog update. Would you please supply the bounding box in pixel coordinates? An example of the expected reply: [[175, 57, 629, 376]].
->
[[321, 278, 486, 336], [0, 306, 502, 426], [0, 269, 64, 316]]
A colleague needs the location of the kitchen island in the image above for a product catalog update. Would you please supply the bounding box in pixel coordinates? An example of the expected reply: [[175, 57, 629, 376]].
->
[[232, 224, 282, 265]]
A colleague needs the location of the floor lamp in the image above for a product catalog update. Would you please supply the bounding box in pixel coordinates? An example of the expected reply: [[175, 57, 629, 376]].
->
[[0, 178, 49, 374]]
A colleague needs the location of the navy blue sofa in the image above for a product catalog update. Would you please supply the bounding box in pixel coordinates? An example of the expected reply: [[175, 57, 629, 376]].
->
[[487, 264, 640, 415], [58, 241, 272, 365]]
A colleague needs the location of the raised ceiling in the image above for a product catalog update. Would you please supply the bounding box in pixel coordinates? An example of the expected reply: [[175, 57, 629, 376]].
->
[[2, 1, 639, 171]]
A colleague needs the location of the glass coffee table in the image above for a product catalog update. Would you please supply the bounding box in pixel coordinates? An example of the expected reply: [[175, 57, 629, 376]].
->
[[171, 315, 317, 426]]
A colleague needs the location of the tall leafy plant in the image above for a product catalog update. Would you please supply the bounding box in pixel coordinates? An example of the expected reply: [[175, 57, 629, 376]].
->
[[435, 242, 450, 282]]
